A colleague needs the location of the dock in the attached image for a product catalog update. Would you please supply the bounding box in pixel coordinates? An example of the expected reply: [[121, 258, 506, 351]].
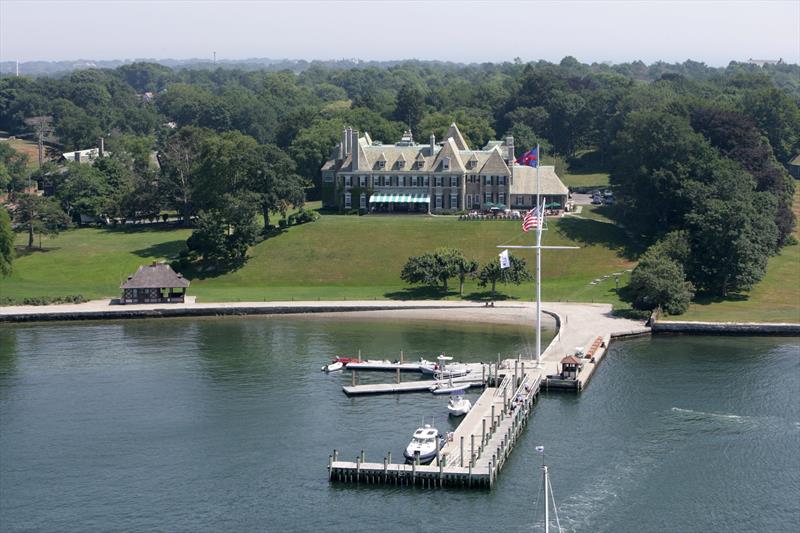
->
[[330, 365, 543, 488], [328, 302, 650, 490]]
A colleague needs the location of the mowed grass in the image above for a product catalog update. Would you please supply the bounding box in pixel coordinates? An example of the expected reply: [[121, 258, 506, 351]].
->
[[2, 214, 634, 306], [560, 171, 610, 189], [680, 187, 800, 323]]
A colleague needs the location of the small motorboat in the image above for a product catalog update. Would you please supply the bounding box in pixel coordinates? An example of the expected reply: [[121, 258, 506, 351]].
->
[[420, 354, 471, 378], [403, 424, 443, 464], [447, 392, 472, 417], [321, 356, 360, 372]]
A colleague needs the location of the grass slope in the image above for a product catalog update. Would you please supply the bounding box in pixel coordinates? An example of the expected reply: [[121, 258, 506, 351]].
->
[[3, 214, 633, 306]]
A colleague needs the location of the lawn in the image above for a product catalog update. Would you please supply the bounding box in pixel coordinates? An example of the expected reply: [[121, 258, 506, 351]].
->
[[1, 138, 45, 169], [2, 213, 634, 307], [679, 187, 800, 323]]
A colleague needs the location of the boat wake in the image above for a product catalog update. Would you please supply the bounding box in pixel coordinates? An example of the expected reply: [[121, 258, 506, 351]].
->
[[670, 407, 800, 433], [670, 407, 747, 422]]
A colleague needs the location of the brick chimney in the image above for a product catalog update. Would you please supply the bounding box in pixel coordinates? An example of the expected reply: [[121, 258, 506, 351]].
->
[[506, 136, 514, 164], [351, 129, 360, 169]]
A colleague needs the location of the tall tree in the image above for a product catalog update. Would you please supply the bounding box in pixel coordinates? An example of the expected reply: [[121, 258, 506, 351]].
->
[[477, 255, 533, 301], [250, 144, 306, 232], [13, 194, 70, 249], [0, 207, 13, 277], [394, 84, 425, 135], [159, 126, 213, 226]]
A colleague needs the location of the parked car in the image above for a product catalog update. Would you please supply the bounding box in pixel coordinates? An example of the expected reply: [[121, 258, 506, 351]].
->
[[603, 189, 613, 198], [604, 197, 615, 206], [591, 196, 603, 205]]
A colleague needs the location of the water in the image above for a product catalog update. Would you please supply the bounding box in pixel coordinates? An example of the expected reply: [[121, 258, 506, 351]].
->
[[1, 318, 798, 532]]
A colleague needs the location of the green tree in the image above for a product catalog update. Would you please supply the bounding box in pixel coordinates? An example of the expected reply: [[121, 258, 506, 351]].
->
[[0, 207, 13, 277], [477, 255, 533, 301], [400, 248, 467, 293], [251, 144, 306, 232], [13, 194, 70, 249], [394, 84, 425, 135], [627, 247, 694, 315], [186, 192, 259, 265], [159, 126, 213, 226]]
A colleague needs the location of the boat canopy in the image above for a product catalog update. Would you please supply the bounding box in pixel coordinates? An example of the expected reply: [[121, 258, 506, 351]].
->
[[369, 193, 430, 203]]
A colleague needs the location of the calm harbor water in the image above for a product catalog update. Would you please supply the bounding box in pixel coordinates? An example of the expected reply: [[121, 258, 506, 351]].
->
[[1, 317, 798, 532]]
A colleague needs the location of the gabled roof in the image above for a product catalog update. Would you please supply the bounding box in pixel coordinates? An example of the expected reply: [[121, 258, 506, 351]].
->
[[478, 148, 510, 175], [432, 137, 466, 172], [444, 122, 469, 151], [561, 355, 582, 365], [789, 154, 800, 166], [121, 263, 189, 289], [509, 165, 569, 196], [376, 152, 387, 162]]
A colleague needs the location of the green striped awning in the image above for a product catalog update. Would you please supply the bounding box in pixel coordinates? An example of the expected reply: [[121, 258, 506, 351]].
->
[[369, 193, 430, 204]]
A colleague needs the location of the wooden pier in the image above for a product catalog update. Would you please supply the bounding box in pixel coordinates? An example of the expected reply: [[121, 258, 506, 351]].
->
[[330, 361, 543, 488]]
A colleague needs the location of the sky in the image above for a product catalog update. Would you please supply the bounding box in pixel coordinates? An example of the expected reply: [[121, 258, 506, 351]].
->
[[1, 0, 798, 66]]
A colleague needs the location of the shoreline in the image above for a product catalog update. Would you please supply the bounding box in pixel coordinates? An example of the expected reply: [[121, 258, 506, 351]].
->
[[1, 298, 797, 336]]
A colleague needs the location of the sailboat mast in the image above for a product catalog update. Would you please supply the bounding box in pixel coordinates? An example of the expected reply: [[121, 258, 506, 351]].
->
[[543, 464, 550, 533], [535, 144, 542, 365]]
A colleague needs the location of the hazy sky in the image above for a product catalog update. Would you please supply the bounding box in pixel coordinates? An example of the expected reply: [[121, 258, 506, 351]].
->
[[1, 0, 798, 65]]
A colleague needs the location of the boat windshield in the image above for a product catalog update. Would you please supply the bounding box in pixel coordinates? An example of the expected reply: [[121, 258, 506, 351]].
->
[[412, 437, 434, 445]]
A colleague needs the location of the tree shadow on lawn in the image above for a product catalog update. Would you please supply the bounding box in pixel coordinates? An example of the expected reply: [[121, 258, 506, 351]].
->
[[690, 292, 750, 306], [383, 286, 452, 300], [462, 291, 517, 302], [13, 245, 59, 256], [99, 222, 187, 234], [132, 240, 188, 259], [555, 217, 644, 260]]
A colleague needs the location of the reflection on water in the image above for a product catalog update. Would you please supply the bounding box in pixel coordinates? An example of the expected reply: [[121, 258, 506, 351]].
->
[[0, 319, 797, 532]]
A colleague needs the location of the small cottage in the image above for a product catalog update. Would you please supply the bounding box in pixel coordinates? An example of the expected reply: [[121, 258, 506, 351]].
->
[[120, 263, 189, 304]]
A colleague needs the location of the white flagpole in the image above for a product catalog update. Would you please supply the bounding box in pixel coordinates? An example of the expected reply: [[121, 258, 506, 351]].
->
[[535, 144, 542, 366]]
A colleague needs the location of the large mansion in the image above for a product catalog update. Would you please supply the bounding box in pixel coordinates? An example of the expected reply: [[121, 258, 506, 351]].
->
[[320, 123, 568, 213]]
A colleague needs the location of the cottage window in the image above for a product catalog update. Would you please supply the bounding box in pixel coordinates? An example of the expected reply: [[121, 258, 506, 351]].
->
[[344, 192, 352, 209]]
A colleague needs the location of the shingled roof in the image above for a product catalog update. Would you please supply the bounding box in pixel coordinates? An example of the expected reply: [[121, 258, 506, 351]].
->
[[121, 263, 190, 289]]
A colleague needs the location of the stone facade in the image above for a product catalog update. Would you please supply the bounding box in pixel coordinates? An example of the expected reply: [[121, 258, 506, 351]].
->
[[321, 123, 568, 213]]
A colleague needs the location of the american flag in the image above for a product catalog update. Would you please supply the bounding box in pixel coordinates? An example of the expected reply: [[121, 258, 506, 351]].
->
[[522, 207, 541, 232]]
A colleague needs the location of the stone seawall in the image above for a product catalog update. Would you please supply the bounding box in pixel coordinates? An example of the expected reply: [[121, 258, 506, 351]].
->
[[652, 320, 800, 336], [0, 305, 477, 323]]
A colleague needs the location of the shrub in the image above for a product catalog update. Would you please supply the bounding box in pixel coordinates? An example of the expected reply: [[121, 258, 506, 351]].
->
[[628, 249, 694, 315]]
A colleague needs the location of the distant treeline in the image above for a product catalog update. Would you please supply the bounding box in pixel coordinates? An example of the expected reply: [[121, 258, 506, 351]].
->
[[1, 56, 797, 297]]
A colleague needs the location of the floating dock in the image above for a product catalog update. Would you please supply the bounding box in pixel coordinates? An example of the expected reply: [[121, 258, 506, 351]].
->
[[330, 364, 543, 488], [342, 378, 485, 396]]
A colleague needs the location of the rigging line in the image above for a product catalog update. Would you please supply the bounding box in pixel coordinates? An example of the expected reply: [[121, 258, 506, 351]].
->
[[548, 474, 563, 531]]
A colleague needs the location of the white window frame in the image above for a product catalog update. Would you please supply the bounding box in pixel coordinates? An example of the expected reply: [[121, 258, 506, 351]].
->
[[485, 192, 492, 204], [498, 193, 505, 205], [450, 194, 458, 209], [485, 175, 492, 186], [435, 194, 443, 209], [345, 176, 352, 187], [360, 193, 366, 209], [443, 157, 450, 171], [450, 176, 458, 187], [359, 176, 366, 187], [466, 194, 472, 208], [344, 192, 352, 209]]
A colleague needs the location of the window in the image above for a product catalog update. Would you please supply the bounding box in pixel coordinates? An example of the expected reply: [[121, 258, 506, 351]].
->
[[373, 176, 379, 187], [450, 176, 458, 187], [466, 194, 472, 208], [450, 194, 458, 209], [345, 176, 352, 187], [498, 176, 506, 185], [435, 194, 443, 209], [384, 176, 392, 187], [498, 193, 505, 205], [411, 176, 418, 187], [435, 176, 442, 187], [485, 175, 492, 186], [443, 157, 450, 171], [422, 176, 430, 187], [323, 174, 333, 183], [485, 192, 492, 204], [397, 160, 405, 169], [344, 192, 351, 209], [359, 176, 366, 187], [360, 193, 366, 209]]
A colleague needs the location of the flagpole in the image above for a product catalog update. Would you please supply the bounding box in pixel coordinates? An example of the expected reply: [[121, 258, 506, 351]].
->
[[535, 144, 542, 366]]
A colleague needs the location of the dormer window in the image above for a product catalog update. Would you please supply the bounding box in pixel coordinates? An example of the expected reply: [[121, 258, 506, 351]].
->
[[443, 157, 451, 171], [376, 160, 385, 169], [397, 160, 405, 169]]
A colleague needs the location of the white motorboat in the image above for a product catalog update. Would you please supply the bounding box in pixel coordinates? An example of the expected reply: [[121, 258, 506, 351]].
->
[[403, 424, 443, 464], [420, 354, 471, 378], [447, 392, 471, 416], [322, 361, 344, 372]]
